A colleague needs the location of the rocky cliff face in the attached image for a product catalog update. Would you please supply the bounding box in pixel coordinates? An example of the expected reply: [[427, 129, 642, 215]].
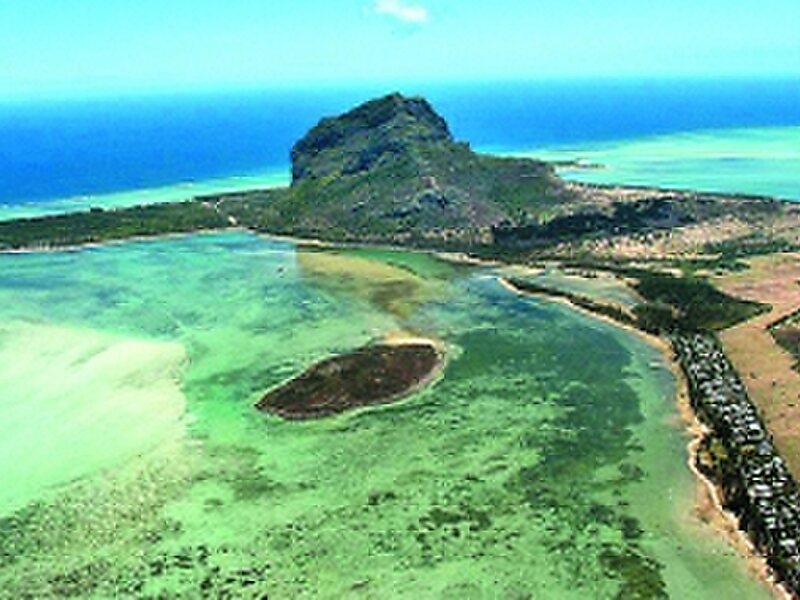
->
[[291, 94, 453, 182], [225, 93, 568, 245]]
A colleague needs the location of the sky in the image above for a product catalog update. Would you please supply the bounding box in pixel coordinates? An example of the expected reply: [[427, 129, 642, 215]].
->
[[1, 0, 799, 97]]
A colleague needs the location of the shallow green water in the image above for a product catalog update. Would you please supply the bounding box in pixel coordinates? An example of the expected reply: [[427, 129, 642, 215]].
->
[[524, 126, 800, 201], [0, 233, 770, 598], [504, 266, 642, 309]]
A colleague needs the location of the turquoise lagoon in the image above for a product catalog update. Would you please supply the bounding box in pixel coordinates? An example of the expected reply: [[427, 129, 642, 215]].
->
[[518, 126, 800, 201], [0, 232, 772, 598]]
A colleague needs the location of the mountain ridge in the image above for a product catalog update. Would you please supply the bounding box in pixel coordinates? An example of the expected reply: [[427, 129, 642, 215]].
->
[[232, 93, 568, 244], [290, 93, 453, 182]]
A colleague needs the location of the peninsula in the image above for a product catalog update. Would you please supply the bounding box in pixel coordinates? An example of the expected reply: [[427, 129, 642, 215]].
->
[[4, 92, 797, 258]]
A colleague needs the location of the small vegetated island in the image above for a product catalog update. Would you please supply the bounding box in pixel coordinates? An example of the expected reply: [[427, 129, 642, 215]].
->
[[256, 341, 443, 420], [5, 93, 800, 595]]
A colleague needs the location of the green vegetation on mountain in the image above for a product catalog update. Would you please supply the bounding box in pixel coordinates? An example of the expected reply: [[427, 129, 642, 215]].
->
[[216, 93, 567, 245]]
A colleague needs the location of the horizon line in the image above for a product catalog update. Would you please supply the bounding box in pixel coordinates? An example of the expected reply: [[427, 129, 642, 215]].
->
[[2, 73, 800, 103]]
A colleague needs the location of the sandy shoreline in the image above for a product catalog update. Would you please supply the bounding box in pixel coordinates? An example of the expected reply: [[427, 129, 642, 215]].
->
[[498, 274, 788, 599], [383, 333, 449, 404]]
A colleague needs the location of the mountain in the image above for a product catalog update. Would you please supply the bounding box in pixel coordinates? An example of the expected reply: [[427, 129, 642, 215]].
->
[[290, 93, 453, 183], [219, 93, 571, 245]]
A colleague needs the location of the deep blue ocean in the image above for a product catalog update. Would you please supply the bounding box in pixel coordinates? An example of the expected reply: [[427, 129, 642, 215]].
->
[[1, 78, 799, 206]]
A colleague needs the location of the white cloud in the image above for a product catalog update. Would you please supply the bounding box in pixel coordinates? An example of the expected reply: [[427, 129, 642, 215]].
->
[[374, 0, 429, 24]]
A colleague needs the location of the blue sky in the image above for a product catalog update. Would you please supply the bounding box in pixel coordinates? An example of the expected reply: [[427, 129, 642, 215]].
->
[[1, 0, 799, 96]]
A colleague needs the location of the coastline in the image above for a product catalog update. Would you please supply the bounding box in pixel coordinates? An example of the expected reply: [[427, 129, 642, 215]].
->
[[677, 371, 791, 600], [497, 274, 788, 599], [0, 226, 240, 255], [1, 172, 793, 257], [0, 170, 290, 224]]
